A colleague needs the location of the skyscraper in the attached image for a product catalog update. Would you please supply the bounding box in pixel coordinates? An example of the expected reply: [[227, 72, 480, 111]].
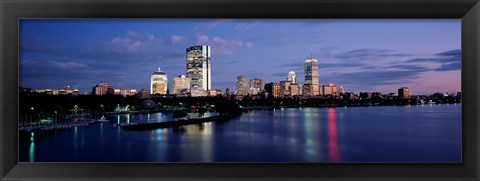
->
[[249, 79, 264, 95], [151, 67, 168, 94], [398, 87, 411, 99], [172, 75, 191, 94], [287, 71, 297, 84], [304, 57, 319, 96], [236, 76, 249, 96], [186, 45, 211, 91]]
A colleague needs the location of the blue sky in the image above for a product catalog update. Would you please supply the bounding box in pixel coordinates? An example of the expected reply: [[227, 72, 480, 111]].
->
[[20, 19, 461, 95]]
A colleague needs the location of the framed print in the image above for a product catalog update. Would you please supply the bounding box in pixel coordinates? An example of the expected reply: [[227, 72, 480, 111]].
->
[[1, 0, 479, 180]]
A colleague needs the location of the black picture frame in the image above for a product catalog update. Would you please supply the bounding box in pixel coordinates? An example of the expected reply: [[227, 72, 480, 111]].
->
[[1, 0, 479, 180]]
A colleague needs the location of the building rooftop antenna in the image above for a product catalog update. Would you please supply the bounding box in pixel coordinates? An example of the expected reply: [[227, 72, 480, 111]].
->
[[309, 49, 313, 59]]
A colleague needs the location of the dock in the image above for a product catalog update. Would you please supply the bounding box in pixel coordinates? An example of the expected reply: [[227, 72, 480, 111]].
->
[[121, 114, 240, 131]]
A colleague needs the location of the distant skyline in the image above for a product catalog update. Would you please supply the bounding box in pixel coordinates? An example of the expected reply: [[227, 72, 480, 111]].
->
[[20, 19, 461, 95]]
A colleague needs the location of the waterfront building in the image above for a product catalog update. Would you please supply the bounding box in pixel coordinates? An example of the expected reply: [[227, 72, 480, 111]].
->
[[92, 82, 113, 95], [345, 92, 356, 100], [372, 92, 383, 99], [304, 57, 319, 96], [249, 79, 264, 95], [265, 82, 281, 98], [290, 83, 300, 96], [190, 88, 208, 97], [151, 67, 168, 95], [186, 45, 211, 91], [236, 76, 249, 96], [280, 80, 292, 96], [209, 90, 218, 96], [114, 88, 137, 96], [287, 71, 297, 83], [322, 83, 341, 96], [172, 75, 191, 94], [72, 89, 80, 96], [398, 87, 411, 99]]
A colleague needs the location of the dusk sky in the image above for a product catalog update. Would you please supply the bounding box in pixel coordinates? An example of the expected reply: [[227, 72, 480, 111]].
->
[[20, 19, 461, 95]]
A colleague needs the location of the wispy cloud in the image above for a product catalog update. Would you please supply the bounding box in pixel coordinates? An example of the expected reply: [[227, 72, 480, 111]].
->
[[170, 35, 187, 45], [335, 49, 410, 62], [195, 34, 251, 55], [194, 19, 233, 32], [405, 49, 461, 71], [100, 31, 160, 54], [435, 62, 461, 71], [234, 22, 259, 33], [48, 60, 88, 69]]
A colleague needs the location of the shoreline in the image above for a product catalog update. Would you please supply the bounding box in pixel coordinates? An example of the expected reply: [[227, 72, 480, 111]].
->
[[121, 113, 241, 131], [241, 102, 461, 110]]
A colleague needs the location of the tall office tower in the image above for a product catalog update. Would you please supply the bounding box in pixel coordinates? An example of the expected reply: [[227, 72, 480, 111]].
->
[[151, 67, 168, 94], [92, 82, 113, 95], [236, 76, 249, 96], [249, 79, 265, 95], [265, 82, 281, 98], [186, 45, 211, 91], [304, 57, 319, 96], [398, 87, 411, 99], [287, 71, 297, 84], [172, 75, 191, 94]]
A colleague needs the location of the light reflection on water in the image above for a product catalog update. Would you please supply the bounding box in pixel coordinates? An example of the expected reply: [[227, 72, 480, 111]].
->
[[20, 104, 461, 162]]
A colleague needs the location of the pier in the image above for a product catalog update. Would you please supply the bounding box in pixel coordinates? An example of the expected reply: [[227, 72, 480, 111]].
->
[[121, 113, 240, 131]]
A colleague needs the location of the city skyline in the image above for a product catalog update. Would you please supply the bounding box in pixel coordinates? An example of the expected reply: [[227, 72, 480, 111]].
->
[[20, 19, 461, 94]]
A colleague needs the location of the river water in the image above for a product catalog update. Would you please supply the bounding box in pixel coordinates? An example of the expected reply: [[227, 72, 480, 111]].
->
[[19, 104, 461, 162]]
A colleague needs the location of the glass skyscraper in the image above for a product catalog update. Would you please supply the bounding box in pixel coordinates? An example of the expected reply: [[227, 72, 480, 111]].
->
[[304, 58, 319, 96], [186, 45, 211, 91]]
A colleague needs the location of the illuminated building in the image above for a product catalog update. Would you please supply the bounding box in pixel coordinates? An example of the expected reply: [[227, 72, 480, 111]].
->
[[72, 89, 80, 96], [151, 67, 168, 95], [249, 79, 264, 95], [265, 82, 281, 98], [190, 88, 208, 97], [114, 88, 137, 96], [92, 82, 113, 95], [280, 80, 292, 96], [304, 57, 319, 96], [172, 75, 191, 94], [322, 84, 342, 96], [208, 90, 218, 96], [236, 76, 249, 96], [287, 71, 297, 83], [289, 83, 300, 96], [398, 87, 411, 99], [186, 45, 211, 91]]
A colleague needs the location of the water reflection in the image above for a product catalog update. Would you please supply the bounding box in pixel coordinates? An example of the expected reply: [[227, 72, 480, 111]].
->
[[29, 132, 35, 162], [327, 108, 340, 162], [303, 108, 319, 160], [20, 105, 461, 162]]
